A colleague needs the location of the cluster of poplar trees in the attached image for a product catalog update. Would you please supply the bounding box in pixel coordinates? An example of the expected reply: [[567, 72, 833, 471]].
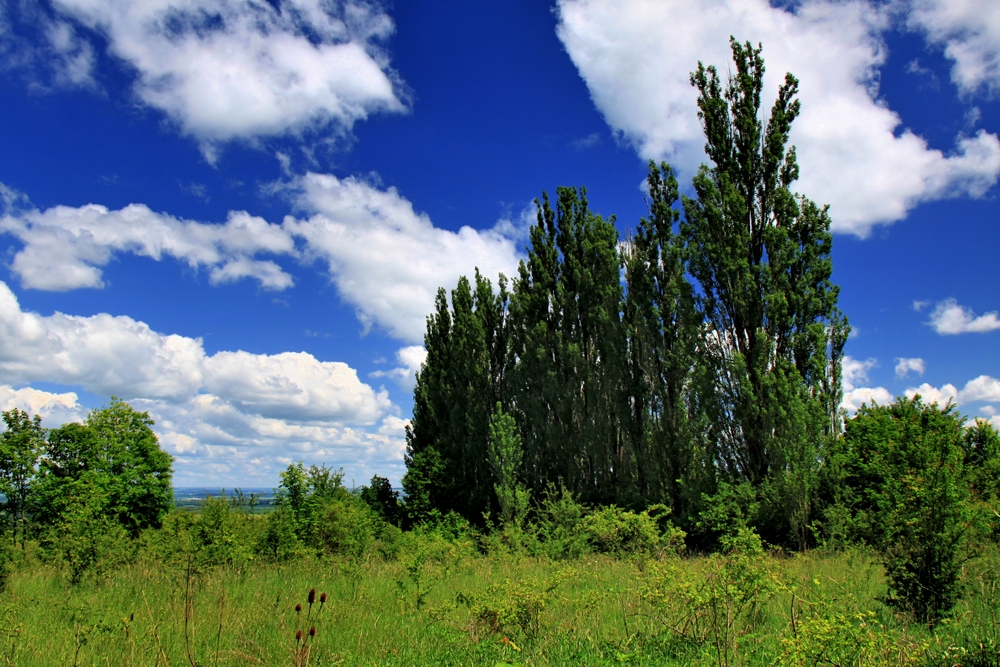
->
[[404, 41, 850, 548]]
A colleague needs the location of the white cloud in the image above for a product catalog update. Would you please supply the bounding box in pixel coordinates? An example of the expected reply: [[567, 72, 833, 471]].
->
[[927, 298, 1000, 334], [908, 0, 1000, 95], [0, 280, 388, 422], [895, 357, 925, 378], [2, 178, 526, 345], [0, 385, 87, 425], [841, 386, 893, 413], [45, 0, 405, 153], [554, 0, 1000, 237], [0, 280, 403, 483], [840, 355, 891, 413], [139, 395, 407, 486], [204, 350, 389, 424], [842, 355, 877, 392], [283, 173, 523, 343], [0, 194, 296, 291], [905, 375, 1000, 406], [905, 381, 959, 406], [370, 344, 427, 390]]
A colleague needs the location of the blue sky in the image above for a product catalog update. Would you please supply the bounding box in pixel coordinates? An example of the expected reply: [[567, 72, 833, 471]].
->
[[0, 0, 998, 487]]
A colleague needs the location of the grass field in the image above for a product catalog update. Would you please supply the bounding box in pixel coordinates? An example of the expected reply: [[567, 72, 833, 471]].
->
[[1, 543, 998, 667]]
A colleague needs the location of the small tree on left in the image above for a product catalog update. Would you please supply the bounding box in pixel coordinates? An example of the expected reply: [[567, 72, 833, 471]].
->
[[0, 409, 44, 548]]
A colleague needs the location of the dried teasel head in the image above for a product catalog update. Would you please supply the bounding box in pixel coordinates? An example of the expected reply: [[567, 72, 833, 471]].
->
[[320, 592, 327, 604], [295, 603, 302, 614], [309, 627, 316, 638], [295, 630, 303, 644], [308, 588, 316, 605]]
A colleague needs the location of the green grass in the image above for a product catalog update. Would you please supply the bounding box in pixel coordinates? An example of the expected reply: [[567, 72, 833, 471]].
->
[[1, 547, 998, 666]]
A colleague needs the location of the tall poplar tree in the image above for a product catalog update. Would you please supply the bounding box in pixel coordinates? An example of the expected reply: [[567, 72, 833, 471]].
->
[[404, 271, 510, 521], [622, 162, 715, 519], [508, 186, 626, 502], [680, 39, 848, 546]]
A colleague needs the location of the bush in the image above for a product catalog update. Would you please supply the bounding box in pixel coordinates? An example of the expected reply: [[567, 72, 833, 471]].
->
[[581, 504, 685, 556], [530, 484, 590, 560], [41, 477, 134, 583], [842, 397, 973, 625]]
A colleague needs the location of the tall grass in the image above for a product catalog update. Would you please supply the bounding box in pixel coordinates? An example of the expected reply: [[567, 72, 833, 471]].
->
[[0, 545, 997, 666]]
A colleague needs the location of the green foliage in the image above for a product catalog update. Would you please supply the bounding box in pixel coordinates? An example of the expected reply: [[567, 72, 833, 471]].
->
[[580, 504, 685, 557], [360, 475, 402, 526], [509, 185, 626, 505], [189, 493, 261, 567], [40, 475, 133, 583], [462, 570, 572, 640], [406, 270, 510, 522], [623, 161, 716, 524], [0, 408, 44, 547], [642, 526, 782, 667], [531, 484, 590, 560], [488, 404, 530, 528], [838, 397, 973, 624], [83, 398, 174, 536], [401, 445, 446, 526]]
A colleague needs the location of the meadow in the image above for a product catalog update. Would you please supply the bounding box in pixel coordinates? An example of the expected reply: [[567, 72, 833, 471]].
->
[[1, 540, 998, 667]]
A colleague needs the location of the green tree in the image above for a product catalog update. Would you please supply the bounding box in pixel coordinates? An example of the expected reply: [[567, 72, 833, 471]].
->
[[0, 408, 44, 547], [508, 186, 626, 503], [360, 475, 401, 526], [405, 270, 510, 521], [85, 398, 174, 536], [680, 39, 848, 547], [488, 404, 530, 527], [28, 422, 99, 530], [623, 162, 716, 522], [840, 397, 972, 624]]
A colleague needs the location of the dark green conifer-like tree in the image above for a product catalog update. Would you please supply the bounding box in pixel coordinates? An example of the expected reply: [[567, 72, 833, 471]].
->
[[622, 162, 715, 520], [404, 271, 510, 522], [508, 187, 626, 503]]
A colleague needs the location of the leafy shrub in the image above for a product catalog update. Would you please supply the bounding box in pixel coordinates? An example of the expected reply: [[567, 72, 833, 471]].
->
[[841, 398, 973, 625], [461, 570, 572, 640], [530, 484, 590, 560], [312, 495, 383, 560], [41, 477, 134, 583], [642, 526, 781, 666], [190, 494, 261, 567], [581, 504, 685, 556], [779, 609, 929, 667]]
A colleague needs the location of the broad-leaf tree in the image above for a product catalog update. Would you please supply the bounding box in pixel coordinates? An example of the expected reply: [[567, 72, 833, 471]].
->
[[0, 409, 44, 547]]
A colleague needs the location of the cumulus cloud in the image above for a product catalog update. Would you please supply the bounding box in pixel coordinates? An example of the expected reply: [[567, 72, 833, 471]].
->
[[908, 0, 1000, 95], [895, 357, 925, 378], [283, 173, 523, 343], [0, 193, 296, 291], [0, 280, 403, 482], [0, 384, 87, 425], [0, 280, 388, 423], [370, 345, 427, 390], [841, 386, 894, 413], [139, 395, 407, 485], [42, 0, 405, 153], [842, 355, 877, 392], [927, 298, 1000, 334], [840, 355, 892, 412], [906, 375, 1000, 406], [554, 0, 1000, 236]]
